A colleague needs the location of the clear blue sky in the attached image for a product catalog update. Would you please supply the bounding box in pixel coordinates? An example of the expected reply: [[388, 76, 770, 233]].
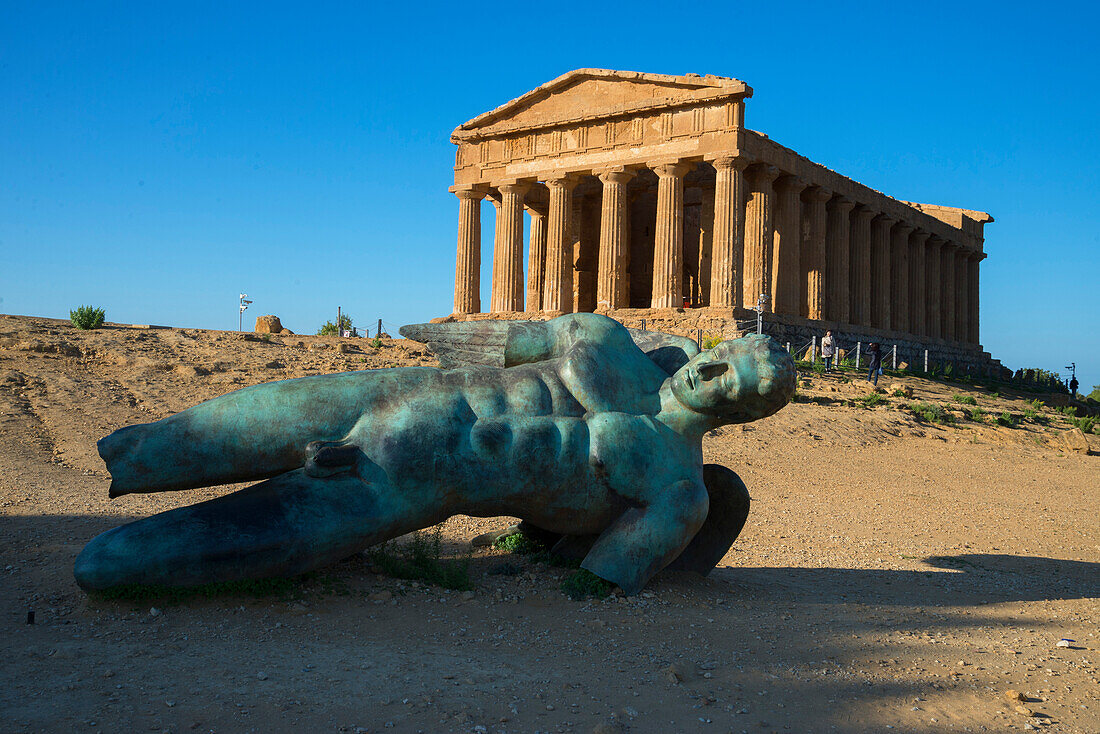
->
[[2, 2, 1097, 391]]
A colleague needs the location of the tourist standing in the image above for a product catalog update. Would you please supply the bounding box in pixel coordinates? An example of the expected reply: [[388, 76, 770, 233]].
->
[[866, 342, 882, 386], [1069, 376, 1079, 399], [821, 330, 837, 372]]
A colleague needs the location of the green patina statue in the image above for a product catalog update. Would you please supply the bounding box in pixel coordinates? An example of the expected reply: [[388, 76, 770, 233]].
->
[[75, 314, 795, 595]]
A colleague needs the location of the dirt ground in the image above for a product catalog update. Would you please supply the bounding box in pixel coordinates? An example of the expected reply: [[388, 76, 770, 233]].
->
[[1, 313, 1096, 734]]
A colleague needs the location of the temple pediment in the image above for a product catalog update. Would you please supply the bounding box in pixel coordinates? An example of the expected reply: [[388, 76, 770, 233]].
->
[[453, 69, 751, 142]]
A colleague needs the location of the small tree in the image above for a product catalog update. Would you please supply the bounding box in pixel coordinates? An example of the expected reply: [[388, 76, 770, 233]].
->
[[317, 313, 353, 336], [70, 305, 106, 330]]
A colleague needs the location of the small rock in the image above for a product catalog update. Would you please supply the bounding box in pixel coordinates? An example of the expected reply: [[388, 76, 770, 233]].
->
[[461, 590, 476, 601], [1055, 638, 1074, 648], [149, 607, 161, 617], [1014, 704, 1034, 716], [1005, 689, 1026, 703], [257, 672, 268, 681], [663, 664, 686, 684], [1061, 428, 1091, 455], [369, 590, 393, 603]]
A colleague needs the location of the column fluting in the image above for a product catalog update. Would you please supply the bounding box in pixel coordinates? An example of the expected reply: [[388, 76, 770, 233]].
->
[[743, 165, 779, 311], [651, 161, 692, 308], [908, 231, 929, 336], [954, 249, 969, 342], [526, 209, 547, 312], [490, 182, 530, 313], [849, 207, 874, 326], [968, 254, 982, 345], [708, 156, 749, 309], [543, 175, 579, 314], [926, 236, 943, 340], [940, 241, 957, 341], [596, 169, 635, 310], [772, 176, 807, 316], [890, 223, 914, 332], [870, 215, 895, 329], [453, 187, 485, 315], [825, 197, 855, 323], [802, 187, 831, 321]]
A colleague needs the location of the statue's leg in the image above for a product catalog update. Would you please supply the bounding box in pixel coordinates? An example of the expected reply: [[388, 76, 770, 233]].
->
[[74, 457, 432, 591], [665, 464, 750, 575]]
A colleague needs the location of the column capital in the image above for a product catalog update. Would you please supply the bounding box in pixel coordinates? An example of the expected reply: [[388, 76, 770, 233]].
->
[[852, 206, 876, 223], [544, 173, 581, 191], [775, 175, 808, 193], [873, 213, 897, 227], [496, 181, 531, 197], [747, 164, 781, 184], [828, 196, 856, 214], [452, 185, 488, 201], [596, 167, 637, 185], [926, 234, 945, 248], [804, 186, 832, 203], [892, 222, 915, 238], [650, 160, 693, 178], [910, 229, 930, 245], [707, 154, 752, 172]]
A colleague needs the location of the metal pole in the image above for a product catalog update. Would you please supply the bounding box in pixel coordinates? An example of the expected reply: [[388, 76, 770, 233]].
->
[[337, 306, 341, 337], [696, 329, 702, 349], [641, 319, 646, 332], [855, 341, 861, 369], [892, 345, 897, 370], [924, 349, 929, 373], [811, 335, 817, 363]]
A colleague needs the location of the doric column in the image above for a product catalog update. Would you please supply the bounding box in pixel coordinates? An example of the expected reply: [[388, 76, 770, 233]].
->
[[543, 175, 579, 314], [940, 241, 957, 341], [697, 181, 714, 307], [743, 165, 779, 311], [926, 236, 943, 339], [651, 161, 692, 308], [890, 223, 914, 332], [453, 187, 486, 314], [848, 207, 874, 326], [490, 182, 530, 313], [526, 209, 547, 312], [708, 155, 749, 309], [596, 168, 635, 310], [967, 254, 982, 345], [825, 197, 855, 323], [954, 249, 969, 342], [869, 215, 894, 329], [802, 187, 831, 320], [908, 231, 929, 336], [772, 176, 807, 316]]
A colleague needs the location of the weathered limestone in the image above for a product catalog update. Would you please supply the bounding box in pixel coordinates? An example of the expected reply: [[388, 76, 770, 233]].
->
[[526, 209, 547, 312], [453, 187, 486, 314], [940, 241, 957, 342], [772, 176, 806, 316], [447, 68, 994, 356], [708, 156, 749, 309], [651, 161, 692, 309], [890, 223, 913, 332], [744, 165, 779, 311], [490, 182, 530, 313], [848, 207, 874, 326], [825, 197, 855, 323], [543, 175, 579, 313], [908, 230, 929, 337], [926, 236, 943, 340], [596, 168, 635, 309], [870, 215, 894, 329]]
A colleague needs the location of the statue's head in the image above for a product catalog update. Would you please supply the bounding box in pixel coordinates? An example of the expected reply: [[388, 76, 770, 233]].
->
[[670, 335, 795, 423]]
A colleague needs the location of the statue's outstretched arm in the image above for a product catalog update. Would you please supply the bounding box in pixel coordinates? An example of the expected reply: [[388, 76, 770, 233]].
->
[[580, 479, 709, 595]]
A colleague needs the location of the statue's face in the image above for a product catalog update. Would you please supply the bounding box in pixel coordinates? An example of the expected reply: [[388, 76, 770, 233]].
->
[[671, 335, 795, 423]]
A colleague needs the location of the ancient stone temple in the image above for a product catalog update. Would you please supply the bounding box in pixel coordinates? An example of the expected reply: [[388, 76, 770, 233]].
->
[[447, 69, 996, 370]]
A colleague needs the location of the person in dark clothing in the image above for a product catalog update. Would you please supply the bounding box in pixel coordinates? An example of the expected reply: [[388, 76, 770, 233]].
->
[[1069, 376, 1078, 399], [866, 342, 882, 386]]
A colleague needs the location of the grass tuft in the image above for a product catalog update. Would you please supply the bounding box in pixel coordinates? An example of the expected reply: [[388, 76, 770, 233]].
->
[[366, 528, 472, 591], [561, 569, 614, 600], [951, 393, 978, 405], [908, 402, 953, 424]]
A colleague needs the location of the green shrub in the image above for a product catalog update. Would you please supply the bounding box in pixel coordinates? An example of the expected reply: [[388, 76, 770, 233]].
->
[[365, 528, 472, 591], [996, 411, 1016, 427], [908, 402, 953, 424], [967, 407, 986, 423], [858, 392, 886, 408], [951, 393, 977, 405], [891, 389, 909, 398], [494, 531, 545, 555], [371, 337, 383, 349], [701, 335, 722, 350], [1068, 415, 1098, 434], [812, 361, 825, 374], [70, 305, 105, 330], [561, 569, 614, 600], [944, 363, 956, 378], [317, 314, 354, 336], [1028, 398, 1044, 410]]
